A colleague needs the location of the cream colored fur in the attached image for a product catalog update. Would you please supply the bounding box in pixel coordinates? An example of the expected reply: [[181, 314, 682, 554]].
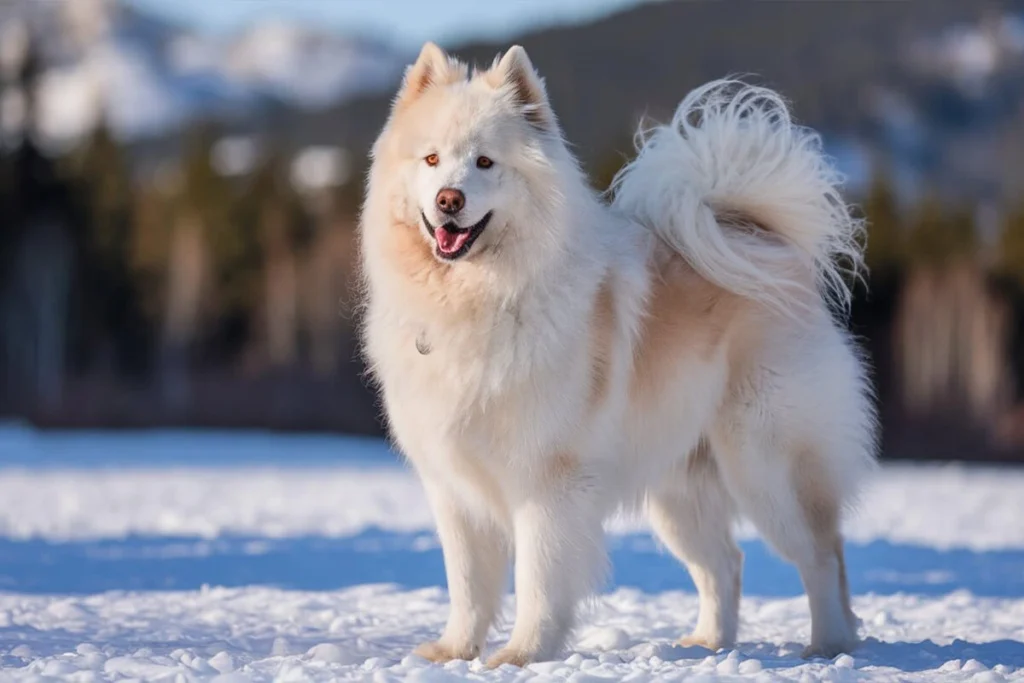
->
[[358, 42, 877, 667]]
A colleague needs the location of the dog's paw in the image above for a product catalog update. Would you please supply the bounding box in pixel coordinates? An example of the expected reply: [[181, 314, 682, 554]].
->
[[413, 640, 478, 663], [679, 634, 726, 651], [486, 647, 533, 669], [801, 638, 859, 660]]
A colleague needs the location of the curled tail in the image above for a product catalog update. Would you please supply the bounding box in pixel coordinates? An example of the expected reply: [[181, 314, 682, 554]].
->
[[610, 79, 865, 316]]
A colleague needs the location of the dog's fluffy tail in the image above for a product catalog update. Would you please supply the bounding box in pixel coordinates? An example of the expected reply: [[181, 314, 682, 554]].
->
[[610, 79, 865, 316]]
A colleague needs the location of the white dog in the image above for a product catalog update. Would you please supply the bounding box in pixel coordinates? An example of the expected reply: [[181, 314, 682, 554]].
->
[[358, 42, 877, 668]]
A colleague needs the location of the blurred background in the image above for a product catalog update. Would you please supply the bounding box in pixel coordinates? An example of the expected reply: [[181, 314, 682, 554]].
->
[[2, 0, 1024, 462]]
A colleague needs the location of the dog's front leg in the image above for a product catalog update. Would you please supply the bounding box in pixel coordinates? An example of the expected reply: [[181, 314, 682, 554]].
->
[[414, 481, 509, 663], [487, 481, 606, 668]]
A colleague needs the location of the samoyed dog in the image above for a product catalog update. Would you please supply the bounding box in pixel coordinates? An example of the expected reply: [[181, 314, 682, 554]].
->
[[358, 42, 876, 667]]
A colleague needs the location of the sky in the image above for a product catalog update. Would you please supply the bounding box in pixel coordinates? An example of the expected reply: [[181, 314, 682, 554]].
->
[[123, 0, 659, 49]]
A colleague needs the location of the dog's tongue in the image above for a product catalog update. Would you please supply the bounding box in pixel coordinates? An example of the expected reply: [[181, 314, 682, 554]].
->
[[436, 226, 470, 254]]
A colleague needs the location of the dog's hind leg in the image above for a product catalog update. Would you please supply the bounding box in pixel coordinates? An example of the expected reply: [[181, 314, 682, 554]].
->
[[647, 440, 742, 650], [709, 422, 859, 659]]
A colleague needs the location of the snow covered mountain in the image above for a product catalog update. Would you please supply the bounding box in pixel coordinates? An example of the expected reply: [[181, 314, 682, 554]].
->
[[0, 0, 407, 145]]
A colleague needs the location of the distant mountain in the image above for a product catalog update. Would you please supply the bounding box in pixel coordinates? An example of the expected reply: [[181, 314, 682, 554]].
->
[[274, 0, 1024, 204], [0, 0, 406, 145], [5, 0, 1024, 204]]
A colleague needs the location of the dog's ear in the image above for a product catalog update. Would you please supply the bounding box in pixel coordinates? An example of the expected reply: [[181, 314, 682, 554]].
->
[[489, 45, 554, 131], [394, 42, 465, 107]]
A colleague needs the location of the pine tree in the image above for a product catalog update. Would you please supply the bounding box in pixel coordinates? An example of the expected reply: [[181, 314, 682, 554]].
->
[[862, 170, 903, 276], [996, 201, 1024, 289], [129, 179, 176, 320], [178, 121, 257, 323], [904, 194, 977, 269], [0, 33, 77, 406], [70, 118, 132, 262], [254, 152, 299, 367]]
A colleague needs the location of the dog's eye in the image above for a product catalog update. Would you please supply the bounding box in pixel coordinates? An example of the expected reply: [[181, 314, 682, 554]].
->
[[425, 154, 439, 167], [476, 156, 493, 169]]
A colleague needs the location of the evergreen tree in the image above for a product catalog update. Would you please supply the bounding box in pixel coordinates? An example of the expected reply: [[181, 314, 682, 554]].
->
[[0, 34, 78, 403], [248, 149, 311, 368], [862, 169, 903, 276], [178, 121, 256, 327], [69, 118, 132, 261], [129, 179, 176, 320], [67, 117, 154, 374], [904, 194, 977, 269], [996, 201, 1024, 289]]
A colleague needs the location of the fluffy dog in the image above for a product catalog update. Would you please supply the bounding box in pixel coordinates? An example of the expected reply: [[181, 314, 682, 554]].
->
[[358, 42, 876, 667]]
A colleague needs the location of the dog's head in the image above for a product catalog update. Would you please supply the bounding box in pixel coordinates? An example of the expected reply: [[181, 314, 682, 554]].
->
[[366, 43, 578, 292]]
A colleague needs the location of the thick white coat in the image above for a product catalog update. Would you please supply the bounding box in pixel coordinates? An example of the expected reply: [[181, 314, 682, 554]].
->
[[359, 43, 877, 667]]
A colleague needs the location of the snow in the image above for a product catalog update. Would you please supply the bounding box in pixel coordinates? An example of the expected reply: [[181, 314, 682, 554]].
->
[[211, 136, 260, 178], [0, 426, 1022, 681], [291, 146, 352, 192], [903, 12, 1024, 96], [36, 40, 194, 142], [221, 20, 403, 107], [946, 25, 1000, 82]]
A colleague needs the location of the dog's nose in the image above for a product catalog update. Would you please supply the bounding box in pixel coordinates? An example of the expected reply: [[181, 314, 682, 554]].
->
[[435, 188, 465, 215]]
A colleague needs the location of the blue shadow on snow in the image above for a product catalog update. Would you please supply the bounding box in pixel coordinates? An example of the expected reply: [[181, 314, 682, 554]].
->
[[1, 531, 1022, 599]]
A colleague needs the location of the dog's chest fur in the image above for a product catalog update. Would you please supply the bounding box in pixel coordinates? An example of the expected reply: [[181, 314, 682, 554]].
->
[[366, 279, 597, 485]]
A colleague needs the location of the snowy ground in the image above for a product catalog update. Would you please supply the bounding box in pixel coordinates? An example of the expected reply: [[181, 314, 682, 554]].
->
[[0, 426, 1022, 681]]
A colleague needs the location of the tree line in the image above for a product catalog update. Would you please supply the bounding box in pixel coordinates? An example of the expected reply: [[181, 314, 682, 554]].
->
[[0, 39, 367, 429], [3, 38, 1024, 459]]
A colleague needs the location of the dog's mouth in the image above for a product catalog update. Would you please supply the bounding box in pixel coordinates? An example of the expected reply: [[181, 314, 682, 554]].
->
[[421, 211, 493, 261]]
